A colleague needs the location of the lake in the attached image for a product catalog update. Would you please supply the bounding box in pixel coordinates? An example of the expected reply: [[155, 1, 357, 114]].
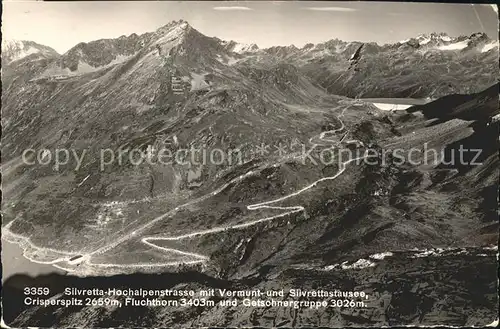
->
[[360, 97, 433, 111]]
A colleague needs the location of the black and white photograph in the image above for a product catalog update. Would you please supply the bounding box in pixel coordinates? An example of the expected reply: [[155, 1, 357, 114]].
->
[[1, 1, 499, 327]]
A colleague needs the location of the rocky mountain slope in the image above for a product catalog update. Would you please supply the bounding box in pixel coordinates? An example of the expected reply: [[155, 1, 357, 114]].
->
[[2, 20, 498, 327], [1, 20, 339, 256], [297, 33, 498, 98]]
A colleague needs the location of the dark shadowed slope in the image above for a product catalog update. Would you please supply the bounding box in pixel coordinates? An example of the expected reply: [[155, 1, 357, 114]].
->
[[407, 83, 499, 121]]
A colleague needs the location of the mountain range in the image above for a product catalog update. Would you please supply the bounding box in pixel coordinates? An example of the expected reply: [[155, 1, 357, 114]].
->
[[2, 20, 498, 97], [1, 19, 499, 327]]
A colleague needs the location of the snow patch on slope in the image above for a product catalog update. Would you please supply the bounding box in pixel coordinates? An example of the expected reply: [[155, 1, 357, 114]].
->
[[190, 72, 210, 91], [369, 251, 394, 260], [11, 46, 40, 62], [232, 43, 258, 53], [2, 40, 45, 63], [323, 259, 376, 271], [419, 37, 431, 45], [438, 40, 469, 50], [410, 247, 495, 258], [481, 41, 499, 53], [154, 21, 190, 48]]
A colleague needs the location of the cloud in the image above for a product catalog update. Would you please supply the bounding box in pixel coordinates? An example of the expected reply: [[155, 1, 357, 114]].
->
[[213, 6, 253, 11], [303, 7, 357, 12]]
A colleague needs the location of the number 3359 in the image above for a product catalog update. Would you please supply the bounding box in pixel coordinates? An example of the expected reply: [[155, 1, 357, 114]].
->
[[24, 287, 50, 295]]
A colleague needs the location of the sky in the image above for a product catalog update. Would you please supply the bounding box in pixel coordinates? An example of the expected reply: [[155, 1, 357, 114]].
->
[[2, 1, 498, 54]]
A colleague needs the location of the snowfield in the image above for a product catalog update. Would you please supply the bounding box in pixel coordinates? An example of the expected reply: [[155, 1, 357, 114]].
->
[[438, 40, 469, 50], [481, 41, 499, 53]]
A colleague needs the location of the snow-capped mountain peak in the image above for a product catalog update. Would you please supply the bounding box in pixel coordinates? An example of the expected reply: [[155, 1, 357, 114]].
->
[[414, 33, 453, 45], [232, 43, 259, 54], [156, 19, 192, 39], [398, 32, 492, 52], [480, 40, 499, 53], [2, 39, 59, 64], [221, 40, 259, 54]]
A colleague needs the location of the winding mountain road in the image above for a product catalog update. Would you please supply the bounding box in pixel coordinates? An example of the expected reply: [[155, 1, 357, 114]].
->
[[4, 104, 366, 272]]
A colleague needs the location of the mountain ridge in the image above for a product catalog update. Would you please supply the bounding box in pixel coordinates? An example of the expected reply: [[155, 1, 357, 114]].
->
[[4, 19, 496, 67], [4, 21, 496, 100], [1, 39, 60, 64]]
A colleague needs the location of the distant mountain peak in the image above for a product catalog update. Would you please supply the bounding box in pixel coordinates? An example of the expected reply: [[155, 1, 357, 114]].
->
[[221, 40, 259, 53], [468, 32, 489, 42], [156, 19, 192, 36], [416, 32, 450, 38], [1, 39, 59, 64], [153, 20, 206, 50], [397, 32, 492, 52], [413, 33, 452, 45]]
